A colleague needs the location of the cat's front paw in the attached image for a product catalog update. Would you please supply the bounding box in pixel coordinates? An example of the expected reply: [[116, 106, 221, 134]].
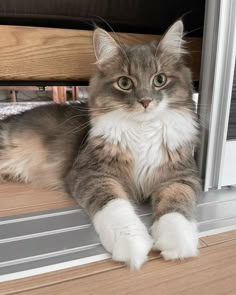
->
[[112, 230, 153, 269], [151, 212, 198, 260], [93, 199, 153, 269]]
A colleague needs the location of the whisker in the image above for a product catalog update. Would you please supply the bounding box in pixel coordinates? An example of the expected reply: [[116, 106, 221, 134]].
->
[[62, 105, 130, 136], [169, 105, 209, 129], [183, 26, 203, 37], [62, 120, 92, 136], [68, 103, 127, 111]]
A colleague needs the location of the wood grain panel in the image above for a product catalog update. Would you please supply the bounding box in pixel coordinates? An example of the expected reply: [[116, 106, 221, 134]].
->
[[201, 230, 236, 246], [12, 239, 236, 295], [0, 260, 125, 295], [0, 252, 160, 295], [0, 239, 207, 294], [0, 25, 202, 81], [0, 183, 76, 216], [199, 239, 208, 248], [0, 201, 76, 217]]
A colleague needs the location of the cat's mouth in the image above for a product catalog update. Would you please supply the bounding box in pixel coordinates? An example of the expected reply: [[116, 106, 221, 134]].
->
[[138, 103, 156, 114], [131, 107, 157, 120], [136, 98, 165, 113], [130, 100, 168, 121]]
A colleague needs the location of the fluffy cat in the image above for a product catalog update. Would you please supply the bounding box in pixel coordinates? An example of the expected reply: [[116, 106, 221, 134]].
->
[[0, 20, 201, 269]]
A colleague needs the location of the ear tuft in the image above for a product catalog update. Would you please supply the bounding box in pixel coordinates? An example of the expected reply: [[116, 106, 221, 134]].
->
[[159, 20, 186, 57], [93, 29, 119, 64]]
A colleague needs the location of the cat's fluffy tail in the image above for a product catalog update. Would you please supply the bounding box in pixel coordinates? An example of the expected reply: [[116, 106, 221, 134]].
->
[[0, 117, 62, 188]]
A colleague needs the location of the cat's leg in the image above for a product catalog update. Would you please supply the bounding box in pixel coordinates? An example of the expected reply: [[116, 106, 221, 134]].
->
[[151, 180, 200, 260], [72, 176, 153, 269]]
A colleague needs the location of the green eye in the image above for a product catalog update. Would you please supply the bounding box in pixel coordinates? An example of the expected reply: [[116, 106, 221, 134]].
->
[[153, 73, 167, 87], [117, 76, 133, 91]]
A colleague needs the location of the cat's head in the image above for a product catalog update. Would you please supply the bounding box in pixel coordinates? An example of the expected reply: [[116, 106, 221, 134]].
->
[[89, 20, 193, 121]]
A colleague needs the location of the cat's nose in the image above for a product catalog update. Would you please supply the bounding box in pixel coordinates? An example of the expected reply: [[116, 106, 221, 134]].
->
[[137, 98, 152, 109]]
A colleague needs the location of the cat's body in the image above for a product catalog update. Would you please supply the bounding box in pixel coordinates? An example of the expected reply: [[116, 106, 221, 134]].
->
[[0, 21, 201, 269], [67, 105, 199, 213], [0, 104, 90, 188], [89, 107, 198, 197]]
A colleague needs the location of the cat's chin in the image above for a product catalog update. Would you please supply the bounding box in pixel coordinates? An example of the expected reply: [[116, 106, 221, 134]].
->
[[131, 108, 161, 121]]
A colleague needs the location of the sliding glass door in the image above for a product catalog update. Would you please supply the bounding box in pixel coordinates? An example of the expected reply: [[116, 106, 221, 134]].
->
[[198, 0, 236, 191]]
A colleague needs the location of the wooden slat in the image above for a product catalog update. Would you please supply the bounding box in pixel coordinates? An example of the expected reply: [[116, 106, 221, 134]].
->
[[0, 86, 53, 91], [0, 259, 125, 295], [0, 201, 76, 217], [0, 238, 207, 294], [0, 25, 202, 82], [0, 252, 159, 295], [0, 183, 76, 216], [199, 239, 208, 248], [201, 230, 236, 246], [6, 238, 236, 295]]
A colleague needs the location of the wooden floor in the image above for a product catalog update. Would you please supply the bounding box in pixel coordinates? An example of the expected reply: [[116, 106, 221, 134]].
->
[[0, 183, 76, 217], [0, 230, 235, 295], [1, 183, 236, 295]]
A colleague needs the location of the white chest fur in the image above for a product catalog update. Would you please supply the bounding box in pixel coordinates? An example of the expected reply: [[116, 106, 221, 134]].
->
[[90, 109, 198, 188]]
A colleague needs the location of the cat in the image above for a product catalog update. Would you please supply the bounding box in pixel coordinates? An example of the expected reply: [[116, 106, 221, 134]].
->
[[0, 20, 201, 269]]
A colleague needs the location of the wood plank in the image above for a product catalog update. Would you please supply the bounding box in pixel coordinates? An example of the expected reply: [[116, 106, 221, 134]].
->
[[0, 201, 75, 217], [12, 239, 236, 295], [201, 230, 236, 246], [0, 86, 53, 91], [0, 252, 160, 295], [0, 239, 207, 294], [0, 260, 124, 295], [0, 183, 76, 216], [199, 239, 208, 248], [0, 25, 202, 82]]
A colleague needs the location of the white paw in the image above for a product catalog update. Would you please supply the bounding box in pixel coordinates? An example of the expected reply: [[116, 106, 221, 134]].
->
[[151, 212, 198, 260], [93, 199, 153, 269], [111, 227, 153, 269]]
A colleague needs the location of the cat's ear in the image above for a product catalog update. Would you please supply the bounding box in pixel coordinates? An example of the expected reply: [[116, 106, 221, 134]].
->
[[93, 28, 119, 64], [158, 20, 186, 57]]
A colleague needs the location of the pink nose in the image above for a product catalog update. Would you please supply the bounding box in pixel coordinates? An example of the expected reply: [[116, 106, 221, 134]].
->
[[138, 99, 152, 109]]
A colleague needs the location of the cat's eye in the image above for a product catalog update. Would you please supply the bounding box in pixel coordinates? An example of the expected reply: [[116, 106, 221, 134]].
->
[[117, 77, 133, 91], [153, 73, 167, 87]]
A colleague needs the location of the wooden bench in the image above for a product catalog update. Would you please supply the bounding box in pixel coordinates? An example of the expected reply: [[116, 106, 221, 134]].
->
[[0, 25, 202, 82]]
